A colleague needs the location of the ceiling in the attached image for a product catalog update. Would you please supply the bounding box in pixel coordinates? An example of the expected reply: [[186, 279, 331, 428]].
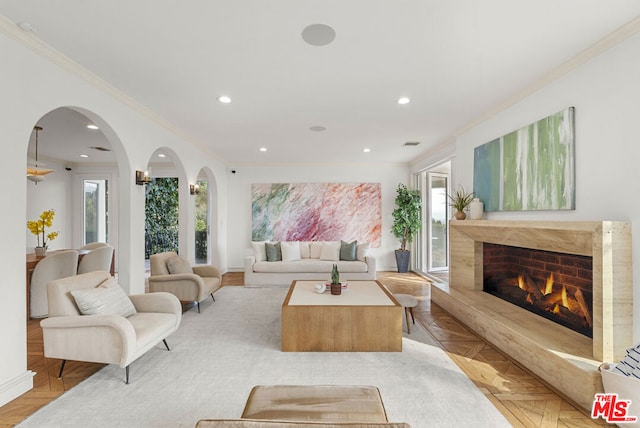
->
[[4, 1, 640, 166]]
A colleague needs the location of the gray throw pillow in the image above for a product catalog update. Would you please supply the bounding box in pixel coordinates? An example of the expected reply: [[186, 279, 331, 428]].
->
[[166, 255, 193, 274], [265, 242, 282, 262], [340, 240, 358, 261]]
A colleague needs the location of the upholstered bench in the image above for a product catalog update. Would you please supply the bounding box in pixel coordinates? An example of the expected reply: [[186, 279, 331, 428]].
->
[[242, 385, 389, 423], [195, 385, 411, 427]]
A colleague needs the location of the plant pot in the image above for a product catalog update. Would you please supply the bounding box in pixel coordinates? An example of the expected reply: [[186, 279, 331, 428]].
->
[[330, 283, 341, 295], [35, 246, 47, 257], [395, 250, 410, 273], [454, 211, 466, 220]]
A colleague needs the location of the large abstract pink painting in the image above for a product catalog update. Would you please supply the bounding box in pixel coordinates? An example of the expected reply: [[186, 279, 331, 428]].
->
[[252, 183, 381, 247]]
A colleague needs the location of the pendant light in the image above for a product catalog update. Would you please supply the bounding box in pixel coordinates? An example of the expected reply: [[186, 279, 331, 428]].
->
[[27, 126, 54, 184]]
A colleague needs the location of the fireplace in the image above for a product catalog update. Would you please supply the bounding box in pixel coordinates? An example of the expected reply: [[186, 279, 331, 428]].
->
[[483, 243, 593, 337], [430, 220, 633, 410]]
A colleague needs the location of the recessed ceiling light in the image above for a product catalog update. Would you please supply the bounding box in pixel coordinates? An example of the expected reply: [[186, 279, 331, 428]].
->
[[363, 148, 371, 153], [301, 24, 336, 46], [309, 126, 327, 132], [217, 95, 232, 104], [397, 97, 411, 105], [158, 153, 166, 158], [17, 22, 38, 33], [259, 147, 267, 152], [80, 154, 89, 158], [86, 124, 99, 130]]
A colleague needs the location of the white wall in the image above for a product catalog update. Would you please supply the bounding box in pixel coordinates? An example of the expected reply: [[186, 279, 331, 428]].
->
[[0, 28, 227, 406], [226, 164, 410, 272], [453, 33, 640, 342]]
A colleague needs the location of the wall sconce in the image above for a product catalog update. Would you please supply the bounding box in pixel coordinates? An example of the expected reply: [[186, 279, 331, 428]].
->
[[190, 184, 200, 195], [135, 170, 150, 185]]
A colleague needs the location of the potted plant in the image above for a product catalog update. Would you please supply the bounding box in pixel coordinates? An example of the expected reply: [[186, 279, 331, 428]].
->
[[27, 209, 59, 256], [330, 264, 341, 295], [391, 183, 422, 273], [448, 185, 474, 220]]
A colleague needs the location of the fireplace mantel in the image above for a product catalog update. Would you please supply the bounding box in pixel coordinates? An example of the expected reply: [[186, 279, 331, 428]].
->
[[432, 220, 633, 410]]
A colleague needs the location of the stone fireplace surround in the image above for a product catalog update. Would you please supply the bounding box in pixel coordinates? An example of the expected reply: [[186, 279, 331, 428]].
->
[[431, 220, 632, 410]]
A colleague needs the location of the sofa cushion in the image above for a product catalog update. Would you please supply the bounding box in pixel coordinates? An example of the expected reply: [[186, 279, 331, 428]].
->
[[299, 242, 310, 259], [167, 256, 193, 274], [71, 284, 137, 317], [309, 242, 323, 259], [320, 242, 340, 261], [252, 241, 268, 262], [281, 241, 301, 261], [340, 240, 358, 261], [253, 260, 368, 273], [357, 243, 370, 262], [266, 242, 282, 262]]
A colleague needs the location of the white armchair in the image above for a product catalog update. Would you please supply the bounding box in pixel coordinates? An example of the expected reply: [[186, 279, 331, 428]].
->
[[41, 270, 181, 384], [149, 252, 221, 313]]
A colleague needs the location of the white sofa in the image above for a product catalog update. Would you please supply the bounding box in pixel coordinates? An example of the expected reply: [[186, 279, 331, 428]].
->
[[244, 241, 376, 286]]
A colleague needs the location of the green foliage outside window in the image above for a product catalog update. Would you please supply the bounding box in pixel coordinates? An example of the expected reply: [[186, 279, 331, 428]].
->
[[195, 180, 208, 263], [145, 177, 179, 258]]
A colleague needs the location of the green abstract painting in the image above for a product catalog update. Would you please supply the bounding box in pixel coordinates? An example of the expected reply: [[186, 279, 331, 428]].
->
[[473, 107, 575, 211]]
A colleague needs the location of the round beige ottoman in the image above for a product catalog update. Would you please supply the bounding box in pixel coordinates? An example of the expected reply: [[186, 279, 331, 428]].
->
[[393, 293, 418, 334]]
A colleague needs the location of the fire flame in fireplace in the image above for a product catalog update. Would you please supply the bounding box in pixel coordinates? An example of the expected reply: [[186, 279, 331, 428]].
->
[[498, 272, 593, 332]]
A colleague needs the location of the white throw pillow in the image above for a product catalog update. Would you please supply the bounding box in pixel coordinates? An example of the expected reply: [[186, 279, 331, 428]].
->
[[251, 241, 268, 262], [357, 242, 371, 262], [71, 285, 137, 317], [309, 242, 323, 259], [299, 242, 310, 259], [320, 241, 341, 261], [281, 241, 301, 261]]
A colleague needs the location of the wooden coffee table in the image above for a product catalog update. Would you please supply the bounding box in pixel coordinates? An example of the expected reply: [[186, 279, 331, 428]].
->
[[281, 280, 402, 352]]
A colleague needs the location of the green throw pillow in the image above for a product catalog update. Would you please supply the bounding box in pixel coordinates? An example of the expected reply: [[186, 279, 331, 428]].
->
[[265, 242, 282, 262], [340, 240, 358, 261]]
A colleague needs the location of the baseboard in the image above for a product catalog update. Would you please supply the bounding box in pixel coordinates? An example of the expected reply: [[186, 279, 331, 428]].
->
[[0, 370, 35, 407]]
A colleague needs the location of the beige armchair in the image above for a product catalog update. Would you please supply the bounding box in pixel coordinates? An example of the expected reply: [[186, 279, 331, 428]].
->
[[149, 252, 221, 313], [40, 270, 181, 384]]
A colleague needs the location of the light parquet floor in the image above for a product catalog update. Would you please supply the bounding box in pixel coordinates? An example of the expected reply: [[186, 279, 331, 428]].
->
[[0, 271, 611, 427]]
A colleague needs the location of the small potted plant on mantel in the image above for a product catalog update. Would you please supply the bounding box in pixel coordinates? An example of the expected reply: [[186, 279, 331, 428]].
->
[[448, 185, 474, 220], [391, 183, 422, 273]]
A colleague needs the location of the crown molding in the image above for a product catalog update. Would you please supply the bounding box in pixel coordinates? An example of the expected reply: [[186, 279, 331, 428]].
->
[[0, 15, 224, 163], [452, 16, 640, 138]]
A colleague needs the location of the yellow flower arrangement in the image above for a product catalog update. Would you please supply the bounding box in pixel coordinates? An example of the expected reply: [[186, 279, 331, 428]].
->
[[27, 209, 59, 248]]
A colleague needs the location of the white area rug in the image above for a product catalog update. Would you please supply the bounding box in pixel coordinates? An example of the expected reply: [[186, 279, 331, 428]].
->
[[19, 287, 509, 428]]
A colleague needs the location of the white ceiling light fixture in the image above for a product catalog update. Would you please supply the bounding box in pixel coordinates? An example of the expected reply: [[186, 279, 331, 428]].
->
[[363, 148, 371, 153], [259, 147, 267, 152], [157, 153, 166, 158], [217, 95, 232, 104], [397, 97, 411, 105], [301, 24, 336, 46], [86, 124, 99, 130], [26, 126, 54, 184], [80, 154, 89, 158]]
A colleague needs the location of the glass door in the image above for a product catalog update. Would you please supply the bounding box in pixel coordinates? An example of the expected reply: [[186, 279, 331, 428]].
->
[[427, 173, 448, 271], [194, 179, 209, 264], [83, 179, 108, 245]]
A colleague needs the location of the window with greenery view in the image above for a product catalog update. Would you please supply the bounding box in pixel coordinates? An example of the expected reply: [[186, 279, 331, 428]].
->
[[145, 177, 179, 258], [195, 179, 208, 263]]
